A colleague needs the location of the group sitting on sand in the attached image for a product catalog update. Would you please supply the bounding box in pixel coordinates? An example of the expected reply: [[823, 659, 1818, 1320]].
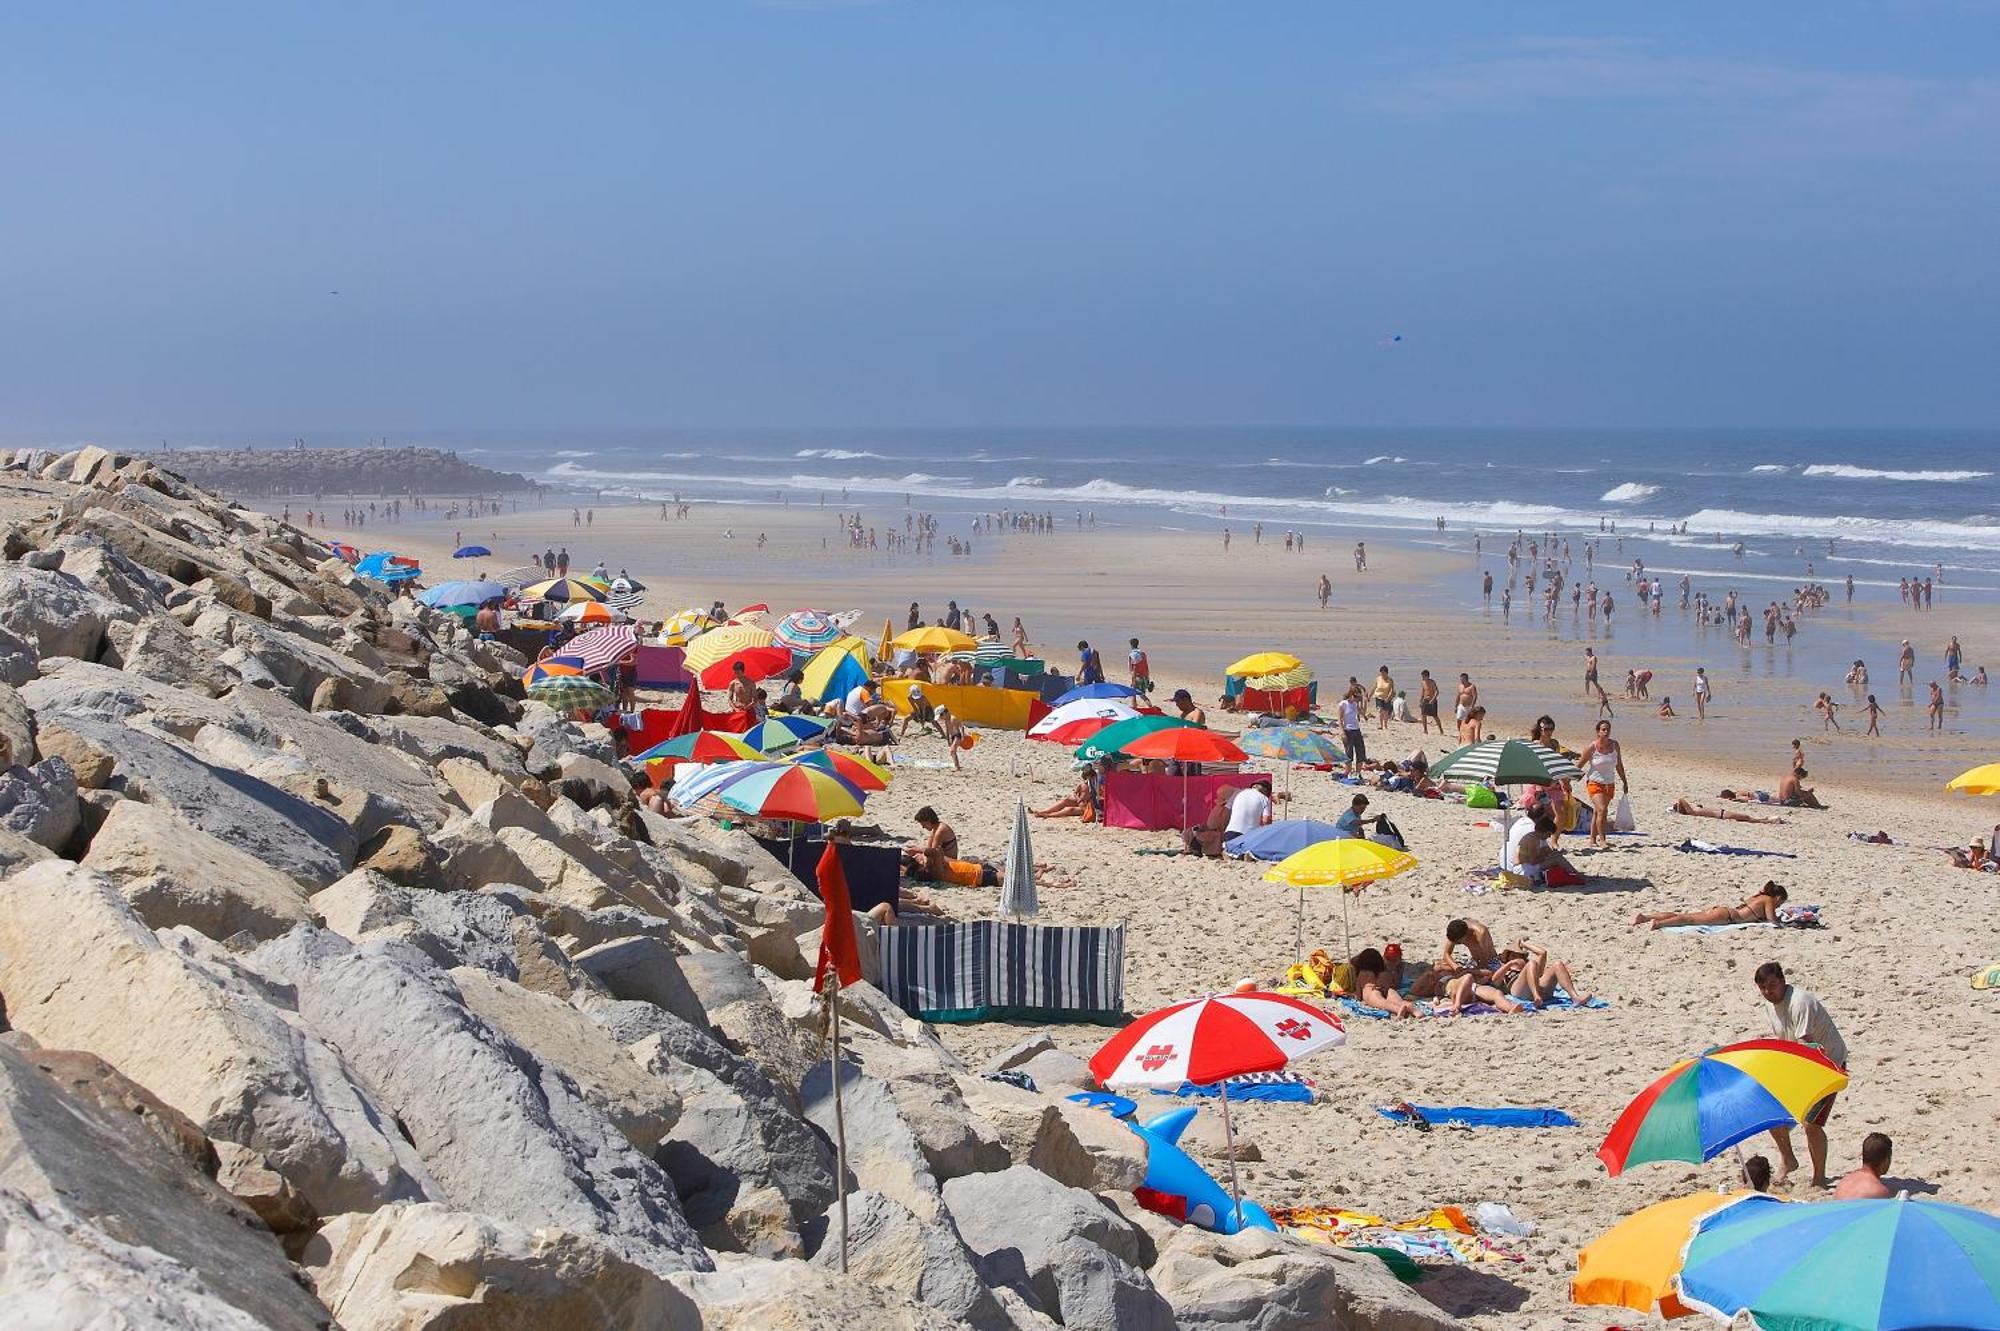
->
[[1343, 919, 1593, 1019], [1720, 766, 1826, 810]]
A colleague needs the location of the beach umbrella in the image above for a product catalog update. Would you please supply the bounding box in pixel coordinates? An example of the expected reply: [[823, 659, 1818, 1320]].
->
[[698, 646, 795, 691], [1029, 699, 1141, 744], [1263, 837, 1418, 962], [1074, 714, 1191, 762], [1946, 762, 2000, 796], [891, 625, 979, 654], [743, 713, 832, 753], [1225, 820, 1348, 861], [521, 654, 589, 688], [684, 623, 777, 674], [1120, 728, 1247, 764], [521, 576, 608, 604], [1234, 726, 1338, 764], [659, 608, 717, 645], [326, 541, 362, 564], [800, 637, 871, 705], [999, 797, 1037, 919], [1429, 738, 1583, 785], [727, 602, 769, 622], [356, 552, 421, 583], [787, 748, 891, 791], [1676, 1193, 2000, 1331], [1243, 663, 1315, 693], [557, 600, 627, 625], [668, 760, 779, 815], [491, 563, 546, 589], [1224, 651, 1302, 678], [418, 580, 507, 610], [773, 609, 844, 654], [610, 575, 648, 593], [1572, 1191, 1780, 1320], [629, 730, 767, 766], [1091, 992, 1344, 1228], [1050, 681, 1141, 707], [526, 673, 612, 712], [452, 544, 492, 558], [1598, 1039, 1849, 1177], [717, 765, 866, 823], [563, 623, 640, 672]]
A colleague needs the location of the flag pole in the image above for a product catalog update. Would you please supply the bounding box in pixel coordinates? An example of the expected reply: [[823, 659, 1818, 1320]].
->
[[826, 973, 849, 1272]]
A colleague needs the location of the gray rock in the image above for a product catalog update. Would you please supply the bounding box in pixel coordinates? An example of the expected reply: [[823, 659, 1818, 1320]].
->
[[573, 936, 709, 1029], [0, 680, 36, 767], [81, 796, 312, 940], [984, 1032, 1059, 1076], [1013, 1047, 1096, 1094], [0, 1041, 332, 1329], [943, 1166, 1173, 1330], [802, 1062, 944, 1224], [0, 563, 120, 663], [1028, 1097, 1150, 1193], [670, 1254, 968, 1331], [809, 1189, 1012, 1331], [1149, 1223, 1466, 1331], [0, 755, 79, 850], [242, 927, 712, 1277]]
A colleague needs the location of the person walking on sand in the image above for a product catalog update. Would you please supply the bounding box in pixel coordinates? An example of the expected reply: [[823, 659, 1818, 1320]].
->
[[1755, 962, 1847, 1189], [1581, 719, 1627, 849], [1693, 666, 1711, 720], [1317, 573, 1331, 610], [1372, 666, 1395, 732], [1584, 648, 1612, 718], [1899, 640, 1916, 685], [1864, 694, 1882, 736], [1417, 670, 1442, 734], [1927, 680, 1945, 732], [1223, 528, 1231, 551]]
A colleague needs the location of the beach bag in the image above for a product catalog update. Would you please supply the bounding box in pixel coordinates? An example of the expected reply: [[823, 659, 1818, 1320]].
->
[[1466, 785, 1498, 809], [1371, 818, 1408, 853], [1613, 792, 1636, 833], [1543, 864, 1586, 888]]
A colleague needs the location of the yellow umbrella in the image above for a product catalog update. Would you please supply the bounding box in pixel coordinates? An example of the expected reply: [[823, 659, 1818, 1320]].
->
[[1245, 663, 1315, 692], [1225, 651, 1302, 678], [1946, 763, 2000, 796], [891, 625, 979, 654], [1263, 837, 1418, 962], [659, 608, 717, 646], [1573, 1191, 1769, 1319], [684, 622, 776, 673]]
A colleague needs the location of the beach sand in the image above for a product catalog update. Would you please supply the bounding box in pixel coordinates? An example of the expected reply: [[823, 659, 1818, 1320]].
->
[[333, 493, 1996, 1326]]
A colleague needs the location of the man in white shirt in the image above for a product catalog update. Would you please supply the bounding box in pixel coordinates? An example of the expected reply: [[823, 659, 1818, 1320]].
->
[[1337, 694, 1366, 774], [1224, 785, 1272, 842], [1756, 961, 1848, 1188]]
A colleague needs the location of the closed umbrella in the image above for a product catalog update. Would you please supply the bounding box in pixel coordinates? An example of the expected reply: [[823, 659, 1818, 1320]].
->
[[999, 798, 1037, 919]]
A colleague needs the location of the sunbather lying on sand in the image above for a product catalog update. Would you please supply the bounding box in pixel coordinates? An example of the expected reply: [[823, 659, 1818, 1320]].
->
[[1721, 769, 1826, 810], [1348, 948, 1424, 1019], [1633, 880, 1787, 930], [1944, 837, 1991, 870], [1493, 941, 1594, 1006], [1673, 797, 1787, 824]]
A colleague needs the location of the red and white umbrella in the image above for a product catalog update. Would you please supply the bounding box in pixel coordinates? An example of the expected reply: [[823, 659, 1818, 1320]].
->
[[1091, 991, 1343, 1225], [1027, 699, 1141, 744], [564, 623, 640, 671]]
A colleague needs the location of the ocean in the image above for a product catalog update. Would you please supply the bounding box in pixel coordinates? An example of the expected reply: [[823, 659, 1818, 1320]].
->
[[433, 426, 2000, 598]]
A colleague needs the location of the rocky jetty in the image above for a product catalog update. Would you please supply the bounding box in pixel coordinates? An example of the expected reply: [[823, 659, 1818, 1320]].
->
[[0, 441, 1459, 1329], [139, 445, 537, 498]]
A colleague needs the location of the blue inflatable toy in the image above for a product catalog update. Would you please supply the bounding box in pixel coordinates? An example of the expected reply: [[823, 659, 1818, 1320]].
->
[[1068, 1095, 1275, 1234]]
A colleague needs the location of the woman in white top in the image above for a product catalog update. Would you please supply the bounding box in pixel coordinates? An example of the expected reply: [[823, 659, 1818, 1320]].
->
[[1581, 719, 1627, 850]]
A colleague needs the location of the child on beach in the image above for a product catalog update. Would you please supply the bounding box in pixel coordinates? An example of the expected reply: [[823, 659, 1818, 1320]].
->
[[1864, 695, 1882, 736]]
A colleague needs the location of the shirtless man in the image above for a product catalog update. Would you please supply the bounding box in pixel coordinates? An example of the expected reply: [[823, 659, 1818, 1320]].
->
[[727, 661, 757, 712], [1417, 670, 1442, 734], [1317, 573, 1332, 609], [1898, 640, 1916, 685], [1170, 689, 1207, 726], [1430, 920, 1526, 1014], [1777, 767, 1826, 809], [1454, 673, 1478, 725], [1927, 681, 1945, 732], [1832, 1134, 1894, 1200], [902, 806, 959, 880], [1182, 786, 1238, 858], [1634, 881, 1787, 929]]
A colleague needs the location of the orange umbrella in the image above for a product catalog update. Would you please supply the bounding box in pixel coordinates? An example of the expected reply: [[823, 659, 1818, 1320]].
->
[[1120, 728, 1248, 764]]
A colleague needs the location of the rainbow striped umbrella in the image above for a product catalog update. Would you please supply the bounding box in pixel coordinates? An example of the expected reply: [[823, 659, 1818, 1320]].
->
[[557, 600, 627, 625], [521, 576, 608, 604], [1678, 1193, 2000, 1331], [629, 730, 767, 765], [772, 609, 843, 654], [786, 748, 891, 791], [1598, 1039, 1848, 1176], [522, 654, 590, 688], [717, 764, 865, 822], [741, 714, 832, 753]]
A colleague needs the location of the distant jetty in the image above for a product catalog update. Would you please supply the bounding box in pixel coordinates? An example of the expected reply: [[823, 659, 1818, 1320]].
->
[[143, 445, 540, 498]]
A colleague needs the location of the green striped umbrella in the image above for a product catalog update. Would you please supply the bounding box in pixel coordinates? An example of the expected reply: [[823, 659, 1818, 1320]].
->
[[1429, 738, 1582, 785], [526, 674, 612, 710], [1073, 714, 1191, 761]]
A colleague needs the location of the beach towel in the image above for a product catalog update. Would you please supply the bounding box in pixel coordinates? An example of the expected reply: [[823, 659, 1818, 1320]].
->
[[1972, 963, 2000, 990], [1673, 838, 1796, 858], [877, 919, 1126, 1024], [1659, 921, 1773, 935], [1376, 1104, 1577, 1129], [1337, 990, 1606, 1021], [1152, 1071, 1317, 1104]]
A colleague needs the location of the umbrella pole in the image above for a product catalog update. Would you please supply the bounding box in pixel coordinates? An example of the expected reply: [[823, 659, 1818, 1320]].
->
[[1294, 882, 1304, 968], [826, 972, 850, 1273], [1217, 1079, 1245, 1230], [1341, 888, 1352, 960]]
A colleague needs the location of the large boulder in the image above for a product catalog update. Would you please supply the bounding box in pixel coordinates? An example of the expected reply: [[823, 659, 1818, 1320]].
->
[[0, 680, 35, 766], [802, 1063, 945, 1224], [0, 563, 121, 663], [572, 935, 709, 1028], [670, 1254, 968, 1331], [242, 927, 712, 1277], [809, 1189, 1013, 1331], [0, 862, 437, 1216], [301, 1203, 700, 1331], [1148, 1223, 1466, 1331], [0, 755, 79, 851], [0, 1041, 332, 1329], [121, 613, 245, 696], [943, 1166, 1174, 1330], [81, 796, 312, 940]]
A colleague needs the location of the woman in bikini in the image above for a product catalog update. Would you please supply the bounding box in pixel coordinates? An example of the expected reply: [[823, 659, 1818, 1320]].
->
[[1581, 719, 1627, 850], [1348, 948, 1423, 1020], [1633, 881, 1787, 930], [1672, 797, 1785, 824]]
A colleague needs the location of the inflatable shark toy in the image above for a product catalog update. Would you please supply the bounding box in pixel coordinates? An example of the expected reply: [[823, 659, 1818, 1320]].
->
[[1123, 1105, 1276, 1235]]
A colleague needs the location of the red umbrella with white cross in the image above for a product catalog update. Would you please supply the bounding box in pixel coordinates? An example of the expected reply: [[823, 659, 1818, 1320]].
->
[[1090, 991, 1344, 1226]]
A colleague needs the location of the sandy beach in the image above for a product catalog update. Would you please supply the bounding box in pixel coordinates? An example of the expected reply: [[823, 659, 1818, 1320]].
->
[[330, 491, 2000, 1326]]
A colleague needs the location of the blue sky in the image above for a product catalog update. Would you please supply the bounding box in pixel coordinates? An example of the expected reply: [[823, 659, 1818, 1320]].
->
[[2, 2, 1996, 437]]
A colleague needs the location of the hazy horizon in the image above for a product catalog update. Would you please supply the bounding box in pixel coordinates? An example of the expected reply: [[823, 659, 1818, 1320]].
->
[[5, 3, 1997, 435]]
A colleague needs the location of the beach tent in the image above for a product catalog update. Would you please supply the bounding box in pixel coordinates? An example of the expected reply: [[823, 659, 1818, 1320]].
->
[[800, 636, 872, 705]]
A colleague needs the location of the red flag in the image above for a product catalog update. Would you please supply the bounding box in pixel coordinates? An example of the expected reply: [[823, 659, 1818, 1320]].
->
[[664, 681, 709, 739], [813, 841, 862, 993]]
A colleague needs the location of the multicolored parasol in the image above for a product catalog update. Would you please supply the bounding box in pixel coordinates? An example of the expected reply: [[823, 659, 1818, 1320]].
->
[[1597, 1039, 1848, 1176]]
